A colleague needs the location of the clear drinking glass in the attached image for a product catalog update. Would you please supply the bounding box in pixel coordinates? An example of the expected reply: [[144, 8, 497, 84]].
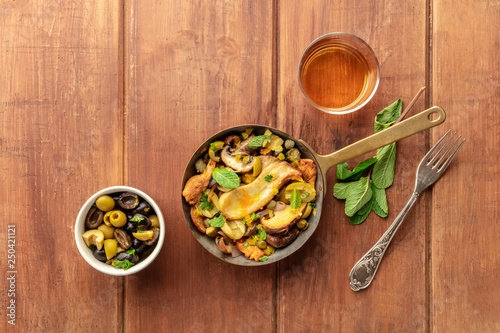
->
[[298, 32, 380, 115]]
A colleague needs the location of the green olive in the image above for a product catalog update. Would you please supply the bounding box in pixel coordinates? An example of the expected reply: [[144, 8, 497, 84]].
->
[[205, 226, 219, 238], [97, 224, 115, 239], [302, 204, 313, 219], [263, 245, 275, 256], [296, 219, 308, 230], [109, 210, 127, 228], [104, 239, 118, 260], [149, 215, 159, 228], [96, 195, 115, 212], [103, 211, 113, 227], [256, 240, 267, 249]]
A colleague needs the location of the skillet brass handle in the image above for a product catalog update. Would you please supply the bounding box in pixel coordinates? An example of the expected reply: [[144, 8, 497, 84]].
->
[[299, 106, 446, 194]]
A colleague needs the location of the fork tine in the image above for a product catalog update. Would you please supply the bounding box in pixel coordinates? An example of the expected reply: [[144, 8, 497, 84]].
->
[[428, 131, 456, 166], [437, 138, 465, 172], [434, 135, 462, 169], [421, 129, 451, 164]]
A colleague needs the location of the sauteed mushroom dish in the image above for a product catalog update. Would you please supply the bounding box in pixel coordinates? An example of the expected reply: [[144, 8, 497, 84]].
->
[[82, 192, 161, 270], [183, 128, 317, 262]]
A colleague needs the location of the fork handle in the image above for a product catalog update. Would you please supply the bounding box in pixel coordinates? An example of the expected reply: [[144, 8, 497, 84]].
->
[[349, 191, 420, 291]]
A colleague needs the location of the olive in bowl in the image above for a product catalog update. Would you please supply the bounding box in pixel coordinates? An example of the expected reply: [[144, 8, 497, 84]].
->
[[75, 186, 165, 276]]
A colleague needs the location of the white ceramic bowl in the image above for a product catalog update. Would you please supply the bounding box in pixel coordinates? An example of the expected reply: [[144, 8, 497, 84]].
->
[[75, 186, 165, 276]]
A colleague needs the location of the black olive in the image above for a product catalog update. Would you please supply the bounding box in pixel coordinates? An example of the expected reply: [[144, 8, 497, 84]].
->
[[131, 238, 146, 254], [122, 221, 136, 235], [111, 192, 121, 202], [114, 229, 132, 249], [86, 206, 103, 229], [130, 214, 151, 228], [115, 251, 139, 264], [93, 248, 107, 262], [132, 201, 153, 216], [144, 229, 159, 246], [117, 192, 139, 210]]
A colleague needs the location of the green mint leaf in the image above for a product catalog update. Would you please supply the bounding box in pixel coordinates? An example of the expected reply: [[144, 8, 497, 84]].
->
[[199, 193, 214, 210], [348, 204, 372, 225], [372, 199, 388, 218], [126, 248, 136, 255], [336, 158, 377, 181], [114, 260, 135, 270], [212, 167, 241, 189], [374, 99, 402, 133], [372, 185, 388, 215], [244, 241, 249, 249], [336, 162, 353, 180], [333, 182, 355, 199], [259, 256, 269, 262], [290, 188, 301, 209], [208, 215, 225, 228], [89, 245, 96, 251], [264, 174, 273, 182], [250, 213, 259, 221], [372, 143, 396, 189], [247, 135, 271, 149], [357, 197, 373, 216], [130, 216, 144, 223], [345, 177, 372, 217], [308, 202, 316, 207], [137, 228, 144, 233], [258, 228, 267, 241]]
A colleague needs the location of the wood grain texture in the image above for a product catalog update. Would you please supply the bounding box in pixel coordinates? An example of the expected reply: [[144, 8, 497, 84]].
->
[[431, 0, 500, 331], [0, 0, 123, 331], [124, 0, 276, 331], [277, 1, 430, 331]]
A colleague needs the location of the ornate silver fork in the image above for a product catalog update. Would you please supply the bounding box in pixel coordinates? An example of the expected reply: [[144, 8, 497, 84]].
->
[[349, 130, 465, 291]]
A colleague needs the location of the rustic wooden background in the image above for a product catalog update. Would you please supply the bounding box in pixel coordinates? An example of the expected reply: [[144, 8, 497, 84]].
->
[[1, 0, 499, 332]]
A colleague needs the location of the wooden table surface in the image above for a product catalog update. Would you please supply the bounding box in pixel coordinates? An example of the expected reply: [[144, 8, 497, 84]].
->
[[1, 0, 499, 332]]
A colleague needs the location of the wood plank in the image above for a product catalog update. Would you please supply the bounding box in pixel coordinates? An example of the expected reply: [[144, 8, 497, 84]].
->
[[0, 1, 123, 331], [431, 1, 500, 331], [278, 1, 430, 331], [124, 1, 276, 331]]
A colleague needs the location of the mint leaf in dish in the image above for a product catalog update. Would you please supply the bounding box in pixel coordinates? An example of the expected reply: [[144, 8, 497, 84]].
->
[[208, 215, 225, 228], [212, 167, 240, 189], [247, 135, 271, 149]]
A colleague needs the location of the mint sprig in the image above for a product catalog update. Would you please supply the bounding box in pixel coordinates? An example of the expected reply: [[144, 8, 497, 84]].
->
[[333, 98, 403, 225]]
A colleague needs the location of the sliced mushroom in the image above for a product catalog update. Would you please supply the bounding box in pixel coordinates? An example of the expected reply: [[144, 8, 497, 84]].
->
[[224, 135, 241, 147], [238, 133, 255, 152], [82, 229, 105, 250], [243, 222, 258, 237], [215, 235, 234, 254], [86, 206, 104, 229], [265, 226, 300, 248], [117, 192, 139, 210], [220, 146, 256, 173], [114, 229, 132, 250]]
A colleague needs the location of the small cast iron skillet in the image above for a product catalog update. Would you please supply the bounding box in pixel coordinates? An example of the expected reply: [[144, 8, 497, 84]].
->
[[181, 107, 445, 266]]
